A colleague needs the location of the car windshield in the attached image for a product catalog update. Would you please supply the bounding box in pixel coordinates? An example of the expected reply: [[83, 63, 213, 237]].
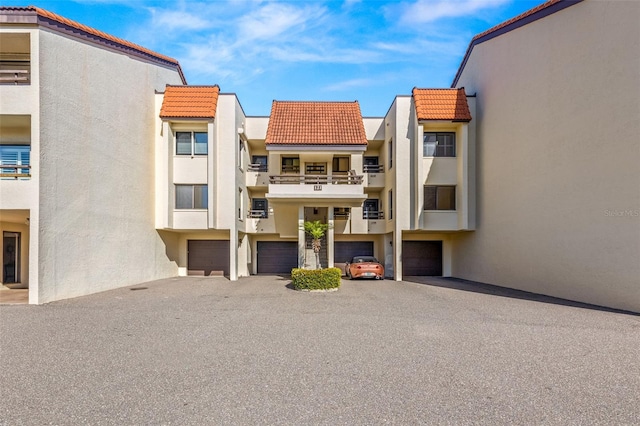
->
[[352, 256, 378, 263]]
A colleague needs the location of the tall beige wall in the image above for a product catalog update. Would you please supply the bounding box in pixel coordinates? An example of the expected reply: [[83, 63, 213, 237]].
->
[[453, 0, 640, 312], [37, 29, 183, 302]]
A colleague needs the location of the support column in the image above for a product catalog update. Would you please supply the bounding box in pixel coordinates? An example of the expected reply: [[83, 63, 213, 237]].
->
[[229, 230, 238, 281], [297, 206, 305, 268], [327, 207, 334, 268]]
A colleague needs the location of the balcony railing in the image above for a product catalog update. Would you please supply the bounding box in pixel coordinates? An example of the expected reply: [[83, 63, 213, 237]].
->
[[0, 164, 31, 179], [248, 163, 268, 172], [247, 210, 269, 218], [0, 66, 30, 85], [269, 174, 363, 185], [363, 210, 384, 219], [363, 164, 384, 173], [281, 165, 300, 174]]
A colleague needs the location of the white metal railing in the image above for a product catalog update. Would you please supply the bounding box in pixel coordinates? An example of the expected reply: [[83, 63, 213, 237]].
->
[[0, 69, 30, 85], [363, 210, 384, 219], [363, 164, 384, 173], [247, 210, 269, 218], [248, 163, 268, 172], [0, 164, 31, 179], [269, 173, 363, 185]]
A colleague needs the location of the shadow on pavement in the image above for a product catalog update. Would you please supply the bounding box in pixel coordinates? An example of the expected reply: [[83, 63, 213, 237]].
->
[[403, 276, 639, 317]]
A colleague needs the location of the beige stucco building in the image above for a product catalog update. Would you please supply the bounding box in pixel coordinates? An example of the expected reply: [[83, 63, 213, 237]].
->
[[1, 1, 638, 312], [0, 7, 184, 303], [450, 0, 640, 313]]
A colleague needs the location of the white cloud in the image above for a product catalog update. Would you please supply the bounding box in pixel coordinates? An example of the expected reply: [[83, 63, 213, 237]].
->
[[399, 0, 511, 24], [147, 8, 211, 32], [324, 77, 376, 91], [237, 3, 326, 41]]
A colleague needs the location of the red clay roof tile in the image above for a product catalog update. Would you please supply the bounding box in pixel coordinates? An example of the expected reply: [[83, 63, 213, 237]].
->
[[265, 101, 367, 145], [160, 85, 220, 119], [413, 88, 472, 122]]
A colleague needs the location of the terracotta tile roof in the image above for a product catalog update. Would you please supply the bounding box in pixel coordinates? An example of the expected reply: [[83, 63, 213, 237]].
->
[[452, 0, 582, 86], [160, 85, 220, 119], [0, 6, 185, 83], [413, 88, 472, 122], [265, 101, 367, 145]]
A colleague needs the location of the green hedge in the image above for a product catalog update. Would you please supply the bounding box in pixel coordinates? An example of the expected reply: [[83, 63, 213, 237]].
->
[[291, 267, 342, 291]]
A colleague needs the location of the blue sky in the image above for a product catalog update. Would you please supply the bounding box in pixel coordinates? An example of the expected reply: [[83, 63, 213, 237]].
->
[[7, 0, 543, 115]]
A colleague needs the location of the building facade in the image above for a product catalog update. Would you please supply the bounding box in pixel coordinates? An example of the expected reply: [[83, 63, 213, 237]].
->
[[1, 0, 638, 312], [0, 7, 184, 303]]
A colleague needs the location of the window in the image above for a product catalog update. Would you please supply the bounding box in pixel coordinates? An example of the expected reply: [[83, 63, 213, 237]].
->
[[250, 155, 268, 172], [424, 186, 456, 210], [305, 162, 326, 174], [388, 139, 393, 169], [250, 198, 268, 218], [423, 132, 455, 157], [282, 157, 300, 173], [176, 132, 207, 155], [388, 190, 393, 219], [363, 156, 381, 173], [238, 188, 243, 220], [175, 185, 207, 209], [332, 157, 350, 173], [0, 145, 30, 177], [0, 33, 31, 85], [238, 138, 244, 169], [333, 207, 350, 219], [363, 199, 383, 219]]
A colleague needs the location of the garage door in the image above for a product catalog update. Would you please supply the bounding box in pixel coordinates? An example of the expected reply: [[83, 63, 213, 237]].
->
[[402, 241, 442, 276], [257, 242, 298, 274], [188, 240, 230, 276], [334, 241, 374, 263]]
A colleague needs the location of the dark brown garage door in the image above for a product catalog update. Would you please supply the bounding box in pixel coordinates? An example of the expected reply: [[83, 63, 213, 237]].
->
[[334, 241, 374, 263], [257, 241, 298, 274], [402, 241, 442, 276], [188, 240, 230, 276]]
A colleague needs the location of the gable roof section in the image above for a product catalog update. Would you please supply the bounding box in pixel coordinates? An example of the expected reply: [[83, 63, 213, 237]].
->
[[0, 6, 186, 84], [413, 88, 472, 122], [452, 0, 583, 87], [160, 85, 220, 119], [265, 101, 367, 145]]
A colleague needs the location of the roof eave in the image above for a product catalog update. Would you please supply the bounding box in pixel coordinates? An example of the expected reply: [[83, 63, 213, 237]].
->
[[451, 0, 584, 88]]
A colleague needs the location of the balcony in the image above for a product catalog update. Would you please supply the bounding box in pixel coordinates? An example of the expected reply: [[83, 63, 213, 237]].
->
[[266, 173, 366, 206], [1, 33, 31, 85], [1, 142, 31, 180], [269, 174, 363, 185], [246, 163, 270, 187]]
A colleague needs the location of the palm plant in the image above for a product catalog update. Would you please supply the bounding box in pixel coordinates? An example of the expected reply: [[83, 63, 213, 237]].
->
[[304, 220, 329, 269]]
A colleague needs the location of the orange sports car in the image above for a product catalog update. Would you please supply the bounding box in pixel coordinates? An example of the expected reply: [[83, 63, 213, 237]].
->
[[345, 256, 385, 280]]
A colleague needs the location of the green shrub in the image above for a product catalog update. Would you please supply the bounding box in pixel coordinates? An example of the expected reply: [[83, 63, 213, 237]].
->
[[291, 267, 342, 291]]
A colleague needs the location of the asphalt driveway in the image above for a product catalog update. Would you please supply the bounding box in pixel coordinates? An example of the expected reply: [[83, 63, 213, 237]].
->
[[1, 276, 639, 425]]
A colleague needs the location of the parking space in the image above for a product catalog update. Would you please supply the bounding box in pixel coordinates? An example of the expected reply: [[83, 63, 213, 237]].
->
[[0, 275, 638, 424]]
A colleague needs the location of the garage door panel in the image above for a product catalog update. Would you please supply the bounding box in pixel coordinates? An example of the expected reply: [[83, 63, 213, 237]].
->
[[257, 242, 298, 274], [334, 242, 374, 263], [188, 240, 230, 276], [402, 241, 442, 276]]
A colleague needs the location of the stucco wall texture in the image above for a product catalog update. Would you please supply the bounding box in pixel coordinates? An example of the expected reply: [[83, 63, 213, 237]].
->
[[37, 29, 183, 303], [453, 0, 640, 312]]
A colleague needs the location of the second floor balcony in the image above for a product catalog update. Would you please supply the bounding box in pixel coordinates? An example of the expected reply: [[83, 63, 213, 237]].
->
[[0, 145, 31, 180], [266, 172, 366, 205]]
